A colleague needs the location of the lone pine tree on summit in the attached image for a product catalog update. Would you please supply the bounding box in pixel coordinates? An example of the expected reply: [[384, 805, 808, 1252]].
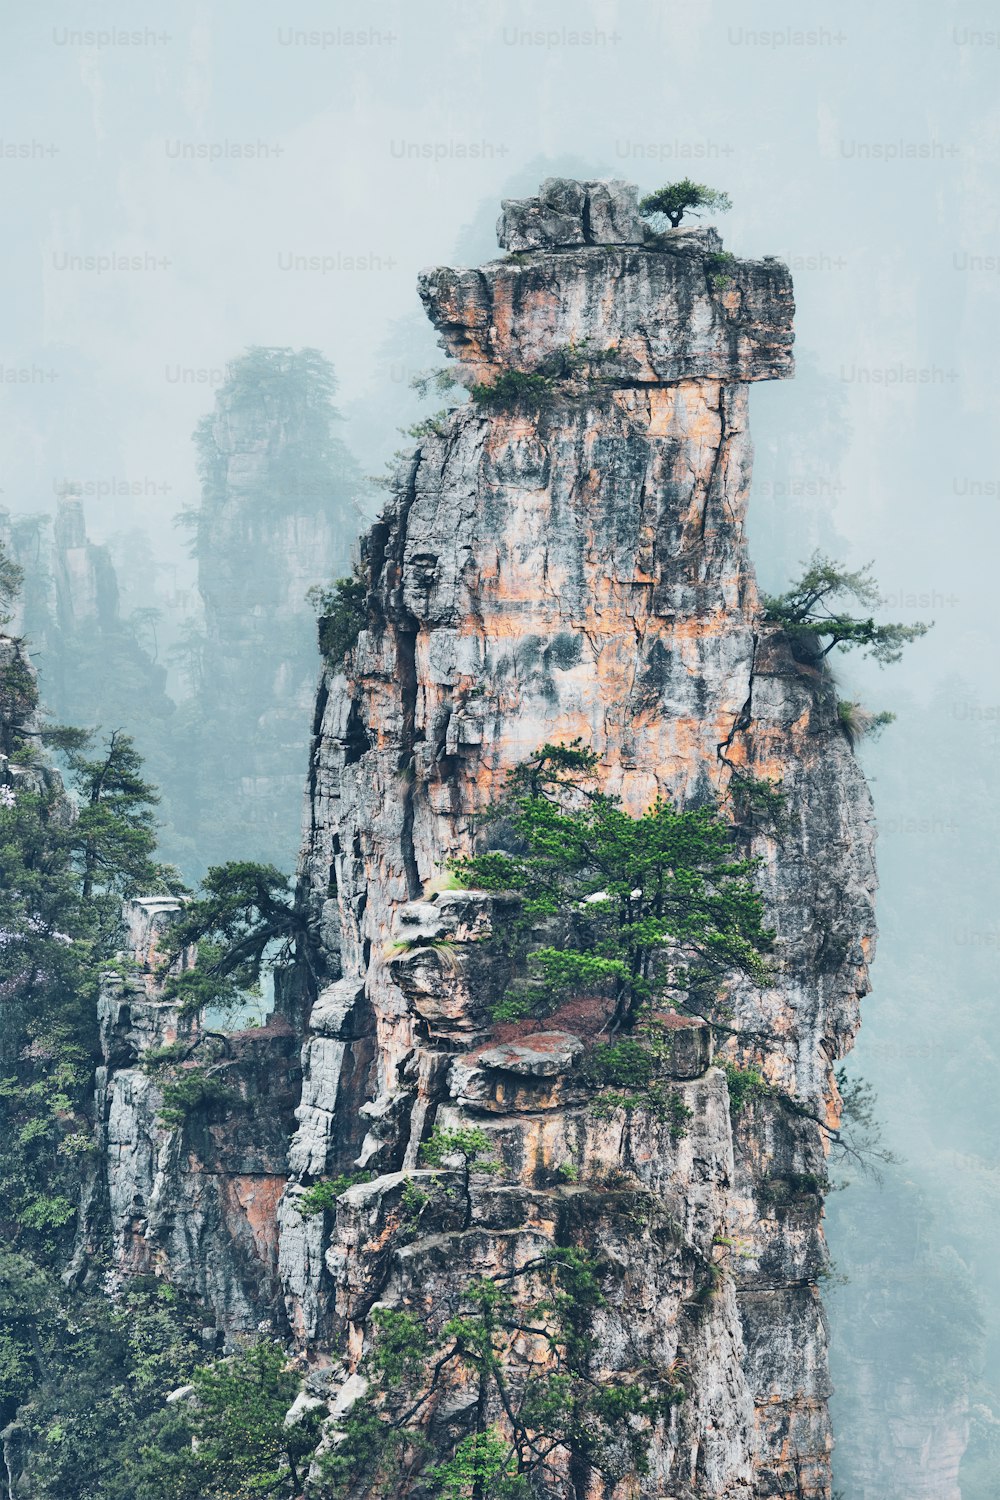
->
[[638, 178, 733, 228]]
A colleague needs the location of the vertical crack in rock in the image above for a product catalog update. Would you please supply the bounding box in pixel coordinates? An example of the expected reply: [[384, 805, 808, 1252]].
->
[[699, 387, 728, 543], [718, 632, 759, 771], [395, 617, 421, 901], [389, 456, 423, 901]]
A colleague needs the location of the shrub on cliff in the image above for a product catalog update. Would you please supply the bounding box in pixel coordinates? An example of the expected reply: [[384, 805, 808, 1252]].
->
[[320, 1247, 684, 1498], [638, 179, 733, 229], [583, 1037, 693, 1138], [470, 369, 555, 411], [837, 698, 896, 745], [762, 553, 932, 666], [157, 1068, 242, 1129], [307, 564, 368, 666], [105, 1339, 315, 1500], [453, 739, 773, 1031]]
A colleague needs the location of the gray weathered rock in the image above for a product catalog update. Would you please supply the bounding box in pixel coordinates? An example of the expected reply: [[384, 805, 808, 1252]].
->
[[276, 180, 875, 1497], [57, 181, 873, 1496], [497, 176, 644, 250], [72, 907, 302, 1339]]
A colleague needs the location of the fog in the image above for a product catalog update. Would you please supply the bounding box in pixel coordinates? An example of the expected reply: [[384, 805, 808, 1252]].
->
[[3, 1, 999, 1492]]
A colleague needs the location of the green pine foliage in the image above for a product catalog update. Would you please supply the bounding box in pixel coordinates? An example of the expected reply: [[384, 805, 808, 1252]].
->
[[837, 699, 897, 746], [727, 772, 789, 834], [0, 653, 39, 757], [295, 1172, 372, 1217], [427, 1427, 522, 1499], [159, 860, 309, 1018], [638, 179, 733, 229], [705, 250, 738, 289], [418, 1124, 499, 1172], [0, 718, 173, 1273], [307, 566, 368, 665], [470, 370, 556, 410], [157, 1069, 242, 1129], [63, 730, 182, 907], [0, 542, 23, 625], [321, 1246, 685, 1497], [453, 740, 773, 1032], [718, 1059, 771, 1115], [2, 1277, 209, 1500], [0, 697, 264, 1495], [583, 1038, 693, 1137], [103, 1340, 314, 1500], [762, 552, 932, 666]]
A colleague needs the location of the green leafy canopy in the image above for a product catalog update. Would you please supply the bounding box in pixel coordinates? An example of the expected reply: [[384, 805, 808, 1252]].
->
[[0, 542, 24, 626], [159, 860, 309, 1018], [307, 565, 368, 665]]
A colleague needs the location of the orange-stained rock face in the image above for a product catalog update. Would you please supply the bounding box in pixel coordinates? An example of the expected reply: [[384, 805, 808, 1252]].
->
[[230, 1174, 288, 1261], [280, 183, 876, 1498], [418, 241, 794, 388]]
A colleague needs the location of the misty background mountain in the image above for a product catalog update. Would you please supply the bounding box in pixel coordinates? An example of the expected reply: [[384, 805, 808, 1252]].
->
[[3, 3, 999, 1493]]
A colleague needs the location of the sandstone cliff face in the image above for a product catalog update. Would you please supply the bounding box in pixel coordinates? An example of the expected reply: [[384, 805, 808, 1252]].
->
[[73, 180, 877, 1494], [277, 181, 878, 1496]]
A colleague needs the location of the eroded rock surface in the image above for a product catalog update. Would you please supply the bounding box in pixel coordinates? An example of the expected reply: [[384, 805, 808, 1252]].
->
[[74, 899, 301, 1337], [496, 176, 646, 251], [274, 181, 877, 1496], [423, 180, 791, 388]]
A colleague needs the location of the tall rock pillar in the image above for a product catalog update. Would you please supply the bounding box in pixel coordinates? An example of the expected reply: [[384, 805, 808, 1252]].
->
[[281, 179, 876, 1499]]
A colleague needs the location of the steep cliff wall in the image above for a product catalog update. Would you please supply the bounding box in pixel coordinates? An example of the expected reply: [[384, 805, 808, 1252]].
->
[[277, 181, 877, 1496], [67, 180, 877, 1495], [73, 898, 301, 1338]]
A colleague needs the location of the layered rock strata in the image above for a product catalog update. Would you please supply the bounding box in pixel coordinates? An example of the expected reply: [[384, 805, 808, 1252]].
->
[[277, 180, 877, 1496]]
